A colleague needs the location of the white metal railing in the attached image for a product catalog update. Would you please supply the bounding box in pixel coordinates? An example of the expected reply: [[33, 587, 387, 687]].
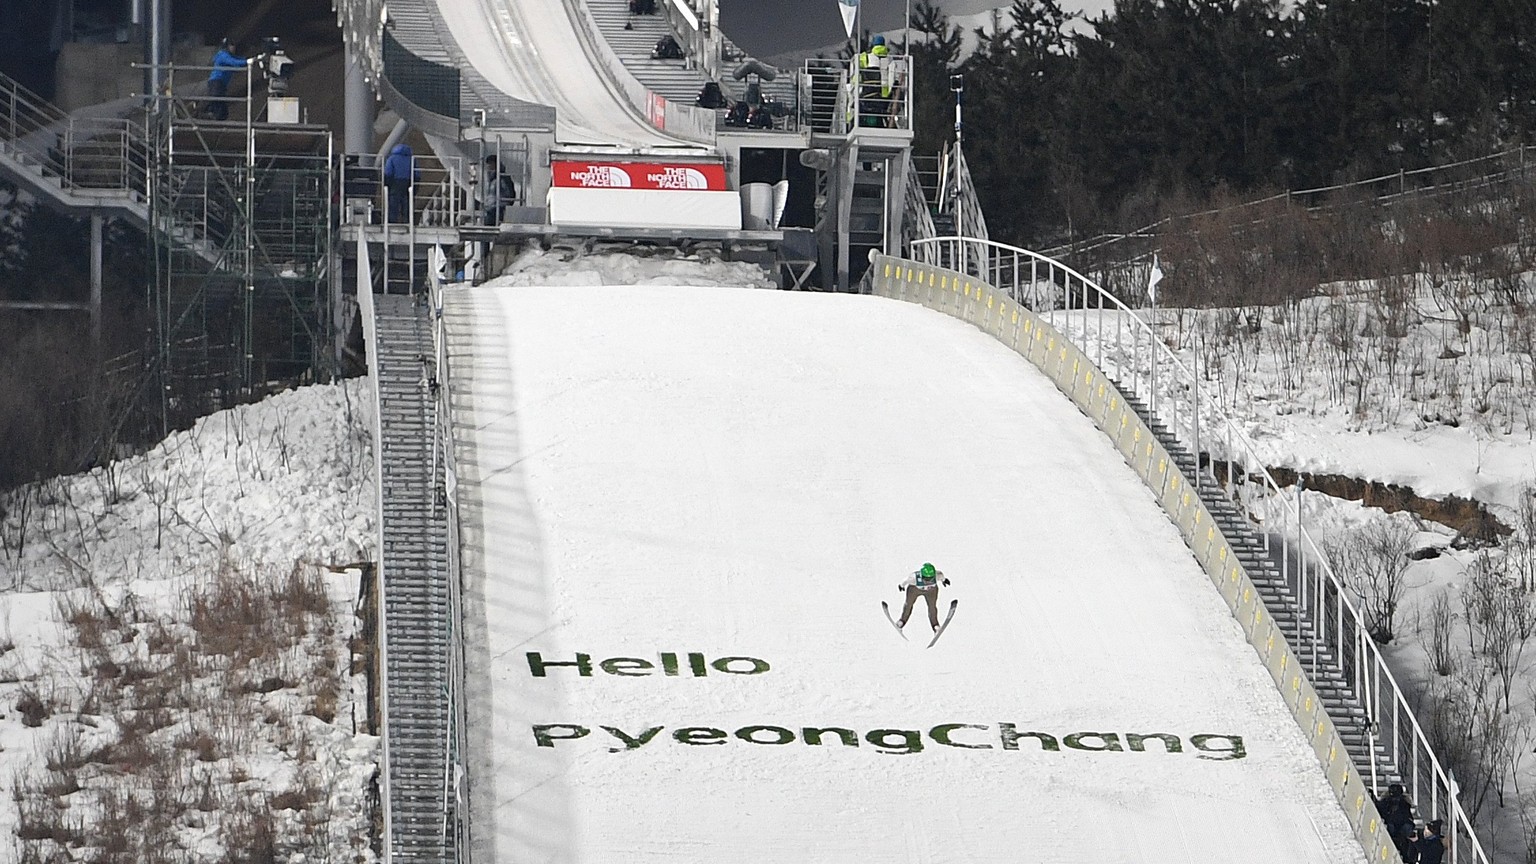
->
[[911, 235, 1489, 864], [0, 68, 151, 202], [901, 157, 938, 249], [426, 247, 469, 861], [355, 234, 392, 861]]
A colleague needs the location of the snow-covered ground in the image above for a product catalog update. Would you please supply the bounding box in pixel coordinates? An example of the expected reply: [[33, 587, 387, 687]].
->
[[1, 244, 1530, 860], [444, 278, 1369, 863], [1055, 274, 1536, 857], [0, 381, 379, 862]]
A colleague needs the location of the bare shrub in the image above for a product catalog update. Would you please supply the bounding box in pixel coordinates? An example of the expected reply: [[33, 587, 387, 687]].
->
[[222, 798, 279, 864], [270, 788, 312, 811], [176, 728, 219, 762], [143, 620, 179, 656], [1424, 591, 1459, 676], [189, 564, 265, 662], [55, 586, 119, 654], [1325, 518, 1415, 642], [43, 727, 86, 775], [310, 674, 339, 724], [12, 774, 83, 845], [190, 561, 329, 668], [16, 684, 51, 727], [1417, 667, 1521, 821], [101, 724, 157, 775], [1509, 483, 1536, 592]]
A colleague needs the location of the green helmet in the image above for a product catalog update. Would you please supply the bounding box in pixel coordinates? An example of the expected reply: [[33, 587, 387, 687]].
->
[[921, 563, 936, 578]]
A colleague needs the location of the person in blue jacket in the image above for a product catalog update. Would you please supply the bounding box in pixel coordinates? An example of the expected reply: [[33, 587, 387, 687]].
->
[[206, 39, 249, 121], [381, 144, 420, 224]]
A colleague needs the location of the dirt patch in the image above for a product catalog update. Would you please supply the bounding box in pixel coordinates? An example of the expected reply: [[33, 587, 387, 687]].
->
[[1210, 459, 1511, 545]]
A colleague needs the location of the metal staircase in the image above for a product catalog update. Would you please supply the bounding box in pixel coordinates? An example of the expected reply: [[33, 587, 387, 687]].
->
[[1116, 389, 1401, 790], [586, 0, 705, 103], [0, 70, 216, 265], [802, 59, 845, 134], [373, 291, 460, 862], [584, 0, 797, 120]]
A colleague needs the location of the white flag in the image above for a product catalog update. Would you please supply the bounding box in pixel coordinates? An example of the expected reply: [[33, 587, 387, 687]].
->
[[837, 0, 859, 39], [1147, 253, 1164, 303]]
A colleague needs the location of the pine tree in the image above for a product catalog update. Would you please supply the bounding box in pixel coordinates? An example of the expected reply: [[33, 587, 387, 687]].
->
[[959, 0, 1078, 242]]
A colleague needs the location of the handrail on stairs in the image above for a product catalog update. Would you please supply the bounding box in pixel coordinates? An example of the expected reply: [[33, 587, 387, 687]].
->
[[0, 68, 151, 203], [911, 235, 1491, 864]]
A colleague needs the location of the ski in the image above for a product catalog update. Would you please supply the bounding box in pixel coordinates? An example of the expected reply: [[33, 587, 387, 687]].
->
[[926, 600, 959, 649], [880, 601, 908, 640]]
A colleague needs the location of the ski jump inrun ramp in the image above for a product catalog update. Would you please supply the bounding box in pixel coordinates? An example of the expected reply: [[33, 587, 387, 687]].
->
[[435, 0, 701, 148], [443, 283, 1369, 863]]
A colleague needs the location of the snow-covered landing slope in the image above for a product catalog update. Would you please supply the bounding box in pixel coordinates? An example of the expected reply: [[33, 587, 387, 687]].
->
[[436, 0, 691, 148], [445, 285, 1368, 864]]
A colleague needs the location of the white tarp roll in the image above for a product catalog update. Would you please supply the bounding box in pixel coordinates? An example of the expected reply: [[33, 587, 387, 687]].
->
[[741, 183, 774, 230]]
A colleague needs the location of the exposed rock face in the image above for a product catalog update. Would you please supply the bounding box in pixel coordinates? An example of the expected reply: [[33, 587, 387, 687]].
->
[[1211, 459, 1511, 546]]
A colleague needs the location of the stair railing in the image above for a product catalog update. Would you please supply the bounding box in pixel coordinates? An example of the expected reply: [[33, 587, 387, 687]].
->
[[425, 246, 469, 862], [901, 155, 938, 250], [910, 234, 1490, 864], [0, 69, 150, 201]]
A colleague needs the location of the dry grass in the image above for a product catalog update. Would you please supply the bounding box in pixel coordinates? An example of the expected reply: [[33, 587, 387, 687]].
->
[[8, 558, 366, 863]]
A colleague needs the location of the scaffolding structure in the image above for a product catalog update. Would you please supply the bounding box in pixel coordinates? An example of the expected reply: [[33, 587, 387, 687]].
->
[[146, 65, 335, 426]]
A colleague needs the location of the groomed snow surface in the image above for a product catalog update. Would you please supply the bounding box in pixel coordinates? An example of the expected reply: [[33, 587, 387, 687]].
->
[[446, 282, 1369, 863]]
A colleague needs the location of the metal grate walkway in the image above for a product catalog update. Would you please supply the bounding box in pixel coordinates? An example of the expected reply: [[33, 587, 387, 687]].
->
[[374, 292, 459, 862]]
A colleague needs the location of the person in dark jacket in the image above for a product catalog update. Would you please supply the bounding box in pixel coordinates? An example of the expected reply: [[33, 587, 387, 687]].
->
[[381, 144, 419, 224], [1413, 820, 1445, 864], [1375, 784, 1415, 860], [206, 38, 249, 121], [481, 155, 516, 225]]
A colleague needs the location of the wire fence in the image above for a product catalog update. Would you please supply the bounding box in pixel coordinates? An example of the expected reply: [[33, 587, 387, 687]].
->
[[1047, 145, 1536, 280]]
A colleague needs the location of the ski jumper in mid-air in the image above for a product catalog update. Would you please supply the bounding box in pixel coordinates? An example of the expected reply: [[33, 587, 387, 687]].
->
[[897, 563, 949, 631]]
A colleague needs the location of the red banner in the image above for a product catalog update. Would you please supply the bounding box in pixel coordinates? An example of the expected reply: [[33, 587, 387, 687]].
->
[[646, 92, 668, 130], [552, 161, 728, 191]]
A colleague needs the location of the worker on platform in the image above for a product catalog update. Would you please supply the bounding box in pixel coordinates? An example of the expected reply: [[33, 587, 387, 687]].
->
[[381, 143, 420, 225], [206, 38, 250, 121], [856, 35, 892, 127]]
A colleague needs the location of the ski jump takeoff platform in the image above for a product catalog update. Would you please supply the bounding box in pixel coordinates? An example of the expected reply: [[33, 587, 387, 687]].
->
[[443, 280, 1376, 863]]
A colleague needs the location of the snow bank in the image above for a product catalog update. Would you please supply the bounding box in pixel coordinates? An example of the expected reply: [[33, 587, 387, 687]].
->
[[0, 380, 376, 592], [486, 246, 775, 289]]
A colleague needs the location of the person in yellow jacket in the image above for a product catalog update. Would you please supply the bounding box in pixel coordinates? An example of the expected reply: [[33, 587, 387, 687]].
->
[[856, 35, 892, 127]]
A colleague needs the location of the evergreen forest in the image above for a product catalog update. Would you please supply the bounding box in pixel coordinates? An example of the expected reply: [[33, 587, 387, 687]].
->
[[903, 0, 1536, 247]]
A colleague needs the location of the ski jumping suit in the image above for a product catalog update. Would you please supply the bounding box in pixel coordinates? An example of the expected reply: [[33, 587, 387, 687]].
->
[[897, 568, 947, 630]]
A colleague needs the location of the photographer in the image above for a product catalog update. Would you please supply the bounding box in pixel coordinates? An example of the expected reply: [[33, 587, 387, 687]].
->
[[1412, 819, 1445, 864], [1374, 784, 1414, 860]]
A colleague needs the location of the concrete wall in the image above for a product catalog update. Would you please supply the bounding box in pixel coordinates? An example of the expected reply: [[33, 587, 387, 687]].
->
[[54, 42, 210, 111], [866, 254, 1402, 864]]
